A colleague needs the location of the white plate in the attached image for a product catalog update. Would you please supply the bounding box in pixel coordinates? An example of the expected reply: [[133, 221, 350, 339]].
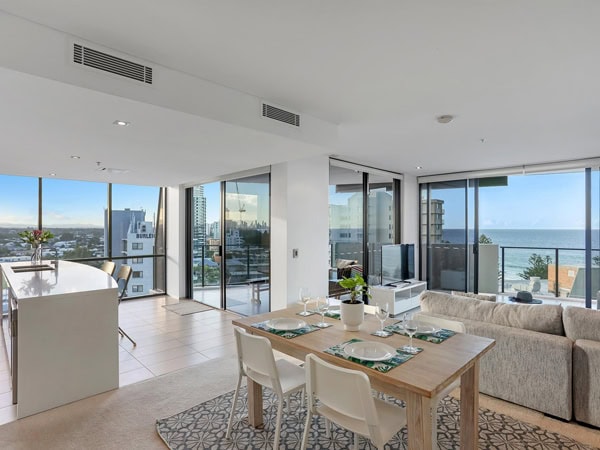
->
[[416, 325, 436, 335], [343, 341, 397, 361], [265, 318, 307, 331]]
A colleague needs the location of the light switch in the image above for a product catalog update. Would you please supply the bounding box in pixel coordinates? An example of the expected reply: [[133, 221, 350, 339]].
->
[[292, 249, 299, 258]]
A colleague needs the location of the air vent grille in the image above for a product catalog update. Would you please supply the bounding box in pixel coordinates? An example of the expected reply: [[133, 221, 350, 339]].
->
[[73, 43, 153, 84], [262, 103, 300, 127]]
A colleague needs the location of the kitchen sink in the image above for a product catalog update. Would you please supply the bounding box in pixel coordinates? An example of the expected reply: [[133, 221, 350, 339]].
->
[[11, 264, 55, 273]]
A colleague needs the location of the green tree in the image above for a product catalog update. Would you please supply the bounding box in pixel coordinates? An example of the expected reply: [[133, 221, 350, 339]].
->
[[62, 246, 94, 259], [479, 234, 493, 244], [518, 253, 552, 280]]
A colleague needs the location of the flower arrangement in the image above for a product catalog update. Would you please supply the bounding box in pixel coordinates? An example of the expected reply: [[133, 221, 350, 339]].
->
[[18, 229, 54, 246]]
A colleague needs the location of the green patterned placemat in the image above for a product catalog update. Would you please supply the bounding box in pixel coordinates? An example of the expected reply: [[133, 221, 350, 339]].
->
[[307, 309, 341, 320], [252, 321, 320, 339], [385, 322, 456, 344], [324, 338, 422, 373]]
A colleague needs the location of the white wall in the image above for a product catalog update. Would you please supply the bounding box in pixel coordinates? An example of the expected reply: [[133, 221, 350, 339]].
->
[[401, 174, 421, 279], [271, 156, 330, 311], [166, 186, 186, 299]]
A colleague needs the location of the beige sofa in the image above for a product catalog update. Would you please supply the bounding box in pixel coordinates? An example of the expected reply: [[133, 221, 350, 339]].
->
[[420, 291, 573, 421]]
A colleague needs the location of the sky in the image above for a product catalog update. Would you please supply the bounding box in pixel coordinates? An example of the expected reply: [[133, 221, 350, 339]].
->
[[0, 175, 160, 227], [437, 171, 599, 230]]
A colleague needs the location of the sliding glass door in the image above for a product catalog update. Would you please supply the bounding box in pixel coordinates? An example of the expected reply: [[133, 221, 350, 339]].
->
[[189, 173, 270, 315]]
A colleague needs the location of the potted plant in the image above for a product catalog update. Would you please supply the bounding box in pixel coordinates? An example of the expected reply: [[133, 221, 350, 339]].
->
[[338, 273, 371, 331]]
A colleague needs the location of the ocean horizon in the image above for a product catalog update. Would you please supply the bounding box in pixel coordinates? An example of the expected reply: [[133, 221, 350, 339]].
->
[[442, 228, 600, 280]]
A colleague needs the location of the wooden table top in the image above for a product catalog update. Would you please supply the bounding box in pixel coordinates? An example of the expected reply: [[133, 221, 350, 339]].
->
[[232, 304, 495, 400]]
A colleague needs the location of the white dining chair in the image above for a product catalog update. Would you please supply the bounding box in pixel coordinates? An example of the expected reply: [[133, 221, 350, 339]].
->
[[301, 353, 406, 450], [413, 312, 466, 448], [226, 326, 305, 449]]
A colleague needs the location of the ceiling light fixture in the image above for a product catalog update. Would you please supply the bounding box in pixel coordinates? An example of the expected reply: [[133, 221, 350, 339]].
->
[[415, 166, 423, 170], [436, 115, 453, 124], [49, 173, 56, 177], [113, 120, 130, 127], [70, 155, 81, 159]]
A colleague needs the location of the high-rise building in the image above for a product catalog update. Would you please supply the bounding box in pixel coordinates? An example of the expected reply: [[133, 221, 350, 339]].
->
[[192, 186, 207, 254]]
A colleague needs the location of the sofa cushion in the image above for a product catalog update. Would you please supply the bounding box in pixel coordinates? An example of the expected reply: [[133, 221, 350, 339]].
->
[[420, 290, 564, 335], [451, 291, 496, 302], [573, 339, 600, 427], [563, 306, 600, 342]]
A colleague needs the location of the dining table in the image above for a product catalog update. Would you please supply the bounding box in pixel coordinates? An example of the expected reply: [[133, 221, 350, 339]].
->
[[232, 303, 495, 450]]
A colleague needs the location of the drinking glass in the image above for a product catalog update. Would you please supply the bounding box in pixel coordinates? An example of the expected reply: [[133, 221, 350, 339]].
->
[[298, 288, 312, 316], [402, 317, 420, 354], [315, 296, 330, 328], [374, 303, 391, 337]]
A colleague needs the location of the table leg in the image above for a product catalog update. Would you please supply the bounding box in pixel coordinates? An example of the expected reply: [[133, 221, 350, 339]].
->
[[460, 361, 480, 450], [247, 378, 264, 427], [406, 391, 432, 450]]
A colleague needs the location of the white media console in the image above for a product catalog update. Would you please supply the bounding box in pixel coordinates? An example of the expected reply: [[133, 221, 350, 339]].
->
[[370, 280, 427, 317]]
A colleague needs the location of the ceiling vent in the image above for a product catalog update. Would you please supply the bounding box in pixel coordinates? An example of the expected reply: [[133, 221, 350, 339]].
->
[[95, 166, 130, 174], [262, 103, 300, 127], [73, 43, 153, 84]]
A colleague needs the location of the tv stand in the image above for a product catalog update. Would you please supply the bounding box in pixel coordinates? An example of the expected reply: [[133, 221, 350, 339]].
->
[[371, 280, 427, 317]]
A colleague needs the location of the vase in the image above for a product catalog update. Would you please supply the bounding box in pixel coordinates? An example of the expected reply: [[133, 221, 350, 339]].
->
[[340, 300, 364, 331], [31, 244, 43, 265]]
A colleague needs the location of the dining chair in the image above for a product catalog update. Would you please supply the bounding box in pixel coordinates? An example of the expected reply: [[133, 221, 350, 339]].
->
[[226, 326, 305, 449], [115, 264, 136, 346], [301, 353, 406, 450], [413, 312, 466, 448], [100, 260, 116, 277]]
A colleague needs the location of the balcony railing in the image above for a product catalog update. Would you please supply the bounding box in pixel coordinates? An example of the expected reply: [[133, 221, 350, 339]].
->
[[500, 245, 600, 299]]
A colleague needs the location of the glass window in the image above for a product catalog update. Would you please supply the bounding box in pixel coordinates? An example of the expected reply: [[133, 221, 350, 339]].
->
[[132, 285, 144, 293], [41, 178, 107, 262], [132, 257, 143, 264], [133, 271, 143, 278], [0, 175, 39, 261], [111, 184, 165, 297]]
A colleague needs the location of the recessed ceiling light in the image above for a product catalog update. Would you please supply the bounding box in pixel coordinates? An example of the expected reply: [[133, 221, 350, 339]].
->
[[113, 120, 131, 127], [415, 166, 423, 170], [49, 173, 56, 177], [436, 115, 453, 124], [70, 155, 80, 159]]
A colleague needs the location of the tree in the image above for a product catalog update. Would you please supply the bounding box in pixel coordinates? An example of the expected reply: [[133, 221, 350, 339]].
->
[[479, 234, 493, 244], [518, 253, 552, 280]]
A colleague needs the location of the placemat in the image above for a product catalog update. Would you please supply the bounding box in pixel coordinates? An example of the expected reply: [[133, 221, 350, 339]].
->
[[306, 308, 341, 320], [324, 338, 421, 373], [251, 321, 320, 339], [385, 322, 456, 344]]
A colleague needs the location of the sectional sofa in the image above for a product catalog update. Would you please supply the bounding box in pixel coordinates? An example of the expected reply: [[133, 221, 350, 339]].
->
[[419, 290, 600, 428]]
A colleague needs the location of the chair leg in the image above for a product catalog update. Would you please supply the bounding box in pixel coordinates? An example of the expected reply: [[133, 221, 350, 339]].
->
[[118, 327, 136, 346], [274, 397, 284, 449], [226, 376, 243, 439], [300, 409, 313, 450], [325, 418, 331, 438]]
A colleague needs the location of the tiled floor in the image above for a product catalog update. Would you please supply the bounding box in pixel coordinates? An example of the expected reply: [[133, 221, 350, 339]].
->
[[0, 295, 241, 425]]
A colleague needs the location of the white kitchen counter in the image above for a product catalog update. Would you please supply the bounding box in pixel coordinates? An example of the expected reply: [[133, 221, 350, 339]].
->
[[1, 261, 119, 418]]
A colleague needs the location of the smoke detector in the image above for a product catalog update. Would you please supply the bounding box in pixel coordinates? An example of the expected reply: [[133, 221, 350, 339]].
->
[[436, 115, 454, 124]]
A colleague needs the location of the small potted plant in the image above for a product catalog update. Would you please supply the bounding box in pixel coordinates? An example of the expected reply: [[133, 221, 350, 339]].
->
[[338, 273, 371, 331], [18, 229, 54, 265]]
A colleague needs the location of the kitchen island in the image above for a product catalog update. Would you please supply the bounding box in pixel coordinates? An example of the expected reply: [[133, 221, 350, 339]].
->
[[1, 260, 119, 418]]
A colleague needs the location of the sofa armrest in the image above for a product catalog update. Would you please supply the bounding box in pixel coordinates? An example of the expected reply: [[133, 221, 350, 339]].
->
[[573, 339, 600, 428]]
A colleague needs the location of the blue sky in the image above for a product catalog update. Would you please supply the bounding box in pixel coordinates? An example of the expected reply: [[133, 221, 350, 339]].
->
[[0, 175, 159, 227]]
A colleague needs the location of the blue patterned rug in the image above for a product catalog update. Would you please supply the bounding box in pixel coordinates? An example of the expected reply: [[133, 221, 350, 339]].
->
[[156, 387, 597, 449]]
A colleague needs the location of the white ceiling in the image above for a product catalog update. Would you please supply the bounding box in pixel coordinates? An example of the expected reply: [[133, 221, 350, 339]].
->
[[1, 0, 600, 185]]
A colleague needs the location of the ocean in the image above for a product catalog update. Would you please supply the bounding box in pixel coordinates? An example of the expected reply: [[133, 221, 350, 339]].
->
[[441, 229, 600, 280]]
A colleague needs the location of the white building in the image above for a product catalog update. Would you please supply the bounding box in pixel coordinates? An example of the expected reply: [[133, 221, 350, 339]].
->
[[125, 219, 155, 295]]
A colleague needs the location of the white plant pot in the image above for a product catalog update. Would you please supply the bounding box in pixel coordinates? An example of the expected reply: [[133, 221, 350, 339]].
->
[[340, 300, 364, 331]]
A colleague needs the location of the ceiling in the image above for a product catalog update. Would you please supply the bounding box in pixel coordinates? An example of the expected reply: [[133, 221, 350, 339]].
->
[[1, 0, 600, 185]]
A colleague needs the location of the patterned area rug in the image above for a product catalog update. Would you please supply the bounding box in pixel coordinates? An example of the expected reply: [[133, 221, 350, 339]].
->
[[162, 300, 212, 315], [156, 387, 598, 449]]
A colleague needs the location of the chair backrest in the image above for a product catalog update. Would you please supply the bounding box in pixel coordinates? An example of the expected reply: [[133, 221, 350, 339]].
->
[[363, 304, 378, 315], [305, 353, 380, 437], [115, 264, 133, 300], [100, 261, 116, 276], [413, 312, 466, 333], [232, 326, 282, 395]]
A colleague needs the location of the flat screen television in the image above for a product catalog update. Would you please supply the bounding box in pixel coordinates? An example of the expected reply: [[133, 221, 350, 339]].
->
[[381, 244, 415, 286]]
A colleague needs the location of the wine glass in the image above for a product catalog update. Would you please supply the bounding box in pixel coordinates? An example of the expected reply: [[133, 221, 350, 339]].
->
[[374, 303, 390, 337], [402, 316, 420, 354], [298, 288, 312, 316], [315, 296, 330, 328]]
